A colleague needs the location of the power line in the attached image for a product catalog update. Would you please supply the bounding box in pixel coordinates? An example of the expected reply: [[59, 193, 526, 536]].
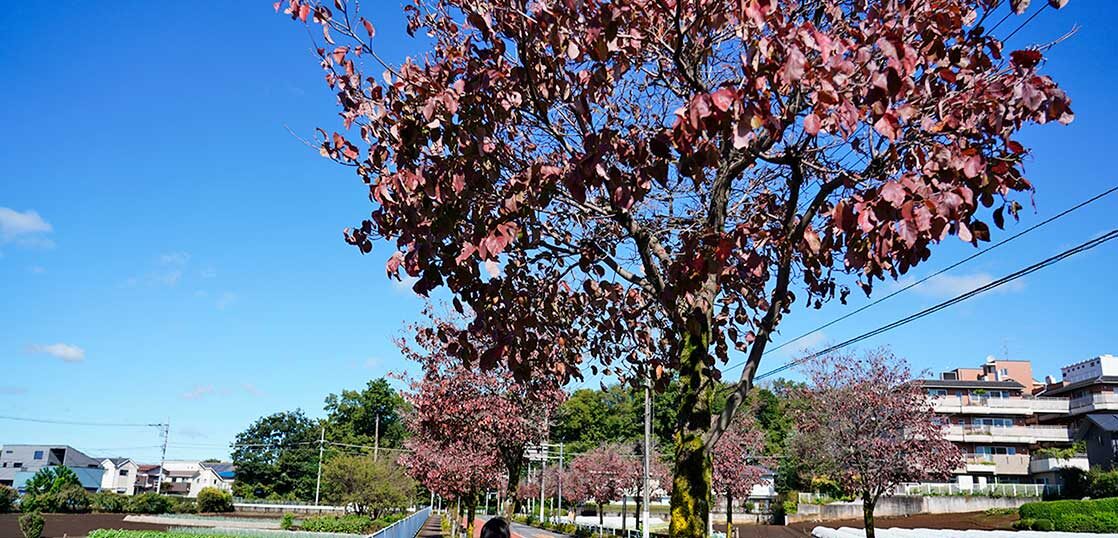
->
[[752, 184, 1118, 362], [750, 227, 1118, 382], [0, 414, 164, 428]]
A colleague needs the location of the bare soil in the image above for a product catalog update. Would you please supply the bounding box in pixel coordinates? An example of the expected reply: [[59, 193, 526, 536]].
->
[[0, 513, 170, 538], [731, 510, 1019, 537]]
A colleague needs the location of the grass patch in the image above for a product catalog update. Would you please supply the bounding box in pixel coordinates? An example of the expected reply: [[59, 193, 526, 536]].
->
[[1019, 497, 1118, 533]]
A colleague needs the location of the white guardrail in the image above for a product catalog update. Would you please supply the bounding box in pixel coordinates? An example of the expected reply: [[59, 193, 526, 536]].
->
[[372, 507, 431, 538]]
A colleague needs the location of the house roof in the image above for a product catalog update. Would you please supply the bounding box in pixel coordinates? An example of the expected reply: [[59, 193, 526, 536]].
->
[[103, 457, 132, 467], [138, 465, 161, 473], [1086, 413, 1118, 432], [917, 379, 1026, 390], [13, 466, 104, 491], [202, 462, 235, 478], [1041, 376, 1118, 397]]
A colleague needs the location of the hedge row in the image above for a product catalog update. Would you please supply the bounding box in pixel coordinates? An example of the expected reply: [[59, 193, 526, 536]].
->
[[1018, 497, 1118, 533]]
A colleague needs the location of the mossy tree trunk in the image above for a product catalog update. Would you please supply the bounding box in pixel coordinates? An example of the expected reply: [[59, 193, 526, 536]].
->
[[725, 491, 733, 538], [669, 319, 715, 538], [862, 493, 876, 538]]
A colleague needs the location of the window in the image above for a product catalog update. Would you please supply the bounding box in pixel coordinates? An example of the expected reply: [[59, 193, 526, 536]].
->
[[33, 451, 43, 460], [974, 417, 1014, 427], [928, 389, 948, 397], [13, 462, 22, 468], [120, 470, 129, 476], [976, 446, 1017, 455]]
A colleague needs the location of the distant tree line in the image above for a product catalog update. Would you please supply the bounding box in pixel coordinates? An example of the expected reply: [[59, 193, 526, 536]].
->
[[231, 377, 414, 510]]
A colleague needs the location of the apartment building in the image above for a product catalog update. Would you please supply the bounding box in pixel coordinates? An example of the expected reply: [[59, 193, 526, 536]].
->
[[0, 445, 106, 492], [921, 357, 1083, 491], [1037, 354, 1118, 470]]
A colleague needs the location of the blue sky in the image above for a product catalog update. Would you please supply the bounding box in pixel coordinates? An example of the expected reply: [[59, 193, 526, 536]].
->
[[1, 2, 1116, 463]]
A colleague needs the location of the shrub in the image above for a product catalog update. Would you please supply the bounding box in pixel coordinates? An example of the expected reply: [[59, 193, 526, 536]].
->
[[1011, 518, 1034, 530], [1032, 519, 1055, 531], [743, 502, 755, 513], [300, 514, 374, 534], [281, 513, 296, 530], [19, 512, 45, 538], [92, 491, 128, 513], [172, 497, 199, 514], [1019, 497, 1118, 532], [127, 492, 173, 514], [1089, 469, 1118, 498], [53, 484, 92, 513], [1, 485, 17, 513], [197, 487, 234, 513]]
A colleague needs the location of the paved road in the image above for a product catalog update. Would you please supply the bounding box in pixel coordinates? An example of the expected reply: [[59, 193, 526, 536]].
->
[[477, 516, 571, 538]]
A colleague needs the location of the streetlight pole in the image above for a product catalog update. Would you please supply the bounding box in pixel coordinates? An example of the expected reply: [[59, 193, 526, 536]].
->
[[540, 446, 547, 522], [642, 376, 651, 538], [314, 426, 325, 506], [558, 443, 564, 523]]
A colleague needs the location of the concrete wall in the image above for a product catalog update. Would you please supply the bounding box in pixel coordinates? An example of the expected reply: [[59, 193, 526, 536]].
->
[[785, 495, 1036, 524]]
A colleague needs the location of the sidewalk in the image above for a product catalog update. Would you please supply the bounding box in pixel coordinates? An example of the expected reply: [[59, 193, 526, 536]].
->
[[418, 514, 444, 538]]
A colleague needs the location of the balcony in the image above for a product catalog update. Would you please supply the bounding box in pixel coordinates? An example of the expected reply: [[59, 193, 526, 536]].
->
[[1029, 455, 1090, 474], [930, 396, 1070, 415], [1068, 393, 1118, 415], [960, 454, 1030, 475], [943, 424, 1073, 443]]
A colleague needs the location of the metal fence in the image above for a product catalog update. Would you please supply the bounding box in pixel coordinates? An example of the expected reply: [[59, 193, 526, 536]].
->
[[899, 482, 1057, 497], [372, 506, 432, 538]]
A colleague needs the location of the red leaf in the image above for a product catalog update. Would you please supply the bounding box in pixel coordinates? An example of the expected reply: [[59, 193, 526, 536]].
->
[[710, 88, 736, 113], [362, 18, 375, 38], [874, 112, 901, 141], [962, 154, 984, 179], [879, 181, 906, 208], [1010, 49, 1042, 69], [1048, 0, 1068, 8], [1010, 0, 1031, 13], [298, 3, 311, 22], [803, 113, 822, 136]]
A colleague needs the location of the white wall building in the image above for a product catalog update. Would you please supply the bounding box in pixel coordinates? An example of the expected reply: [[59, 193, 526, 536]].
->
[[161, 460, 234, 497], [1061, 354, 1118, 384], [100, 458, 139, 495]]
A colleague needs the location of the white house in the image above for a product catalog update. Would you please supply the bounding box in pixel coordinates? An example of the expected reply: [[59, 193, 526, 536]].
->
[[100, 458, 139, 495], [161, 460, 234, 497]]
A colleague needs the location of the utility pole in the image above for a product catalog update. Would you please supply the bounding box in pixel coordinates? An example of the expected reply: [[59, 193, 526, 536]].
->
[[314, 426, 325, 505], [155, 422, 169, 495], [539, 445, 547, 522], [374, 414, 380, 462], [642, 377, 651, 538], [558, 443, 564, 523]]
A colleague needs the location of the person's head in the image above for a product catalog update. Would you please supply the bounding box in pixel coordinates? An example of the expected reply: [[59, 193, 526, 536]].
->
[[481, 518, 510, 538]]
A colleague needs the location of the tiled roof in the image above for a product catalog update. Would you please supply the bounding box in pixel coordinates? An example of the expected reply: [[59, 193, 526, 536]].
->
[[1041, 376, 1118, 396]]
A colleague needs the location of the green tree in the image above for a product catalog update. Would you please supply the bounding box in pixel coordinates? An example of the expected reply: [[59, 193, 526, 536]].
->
[[322, 454, 415, 517], [19, 512, 44, 538], [23, 466, 81, 497], [0, 485, 17, 513], [231, 410, 319, 500], [554, 385, 642, 454], [324, 378, 408, 448]]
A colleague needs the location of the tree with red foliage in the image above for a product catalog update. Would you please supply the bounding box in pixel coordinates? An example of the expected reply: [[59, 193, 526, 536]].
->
[[712, 413, 766, 534], [398, 310, 565, 527], [565, 444, 638, 527], [792, 349, 962, 538], [277, 0, 1071, 534]]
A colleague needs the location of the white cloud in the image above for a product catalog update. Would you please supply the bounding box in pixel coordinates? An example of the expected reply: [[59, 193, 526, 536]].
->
[[177, 426, 208, 440], [0, 207, 53, 247], [903, 272, 1025, 298], [242, 383, 263, 397], [0, 207, 52, 240], [160, 252, 191, 265], [181, 385, 216, 400], [779, 331, 828, 358], [0, 386, 27, 396], [27, 343, 86, 363], [216, 291, 237, 310]]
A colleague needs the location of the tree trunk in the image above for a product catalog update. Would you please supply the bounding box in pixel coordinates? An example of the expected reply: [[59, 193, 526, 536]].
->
[[862, 494, 875, 538], [466, 495, 478, 538], [670, 322, 714, 538], [504, 451, 523, 517], [635, 495, 643, 531], [623, 496, 628, 531], [725, 492, 733, 538], [599, 499, 604, 527]]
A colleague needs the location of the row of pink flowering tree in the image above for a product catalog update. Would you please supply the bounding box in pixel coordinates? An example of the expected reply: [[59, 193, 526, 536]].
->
[[277, 0, 1073, 533], [398, 310, 565, 536]]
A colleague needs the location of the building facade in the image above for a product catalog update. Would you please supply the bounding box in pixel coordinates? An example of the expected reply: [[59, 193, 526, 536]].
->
[[0, 445, 105, 491], [1037, 354, 1118, 470]]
